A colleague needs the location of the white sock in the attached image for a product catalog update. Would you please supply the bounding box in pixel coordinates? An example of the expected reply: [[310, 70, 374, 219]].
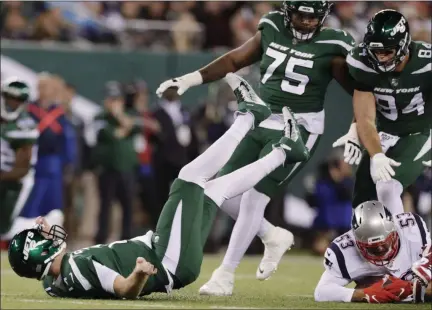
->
[[220, 197, 273, 239], [204, 148, 285, 272], [376, 179, 404, 215], [178, 113, 253, 186], [223, 188, 270, 272], [204, 148, 285, 206]]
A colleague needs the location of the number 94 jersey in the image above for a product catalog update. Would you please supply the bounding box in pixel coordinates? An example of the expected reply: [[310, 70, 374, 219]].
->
[[323, 212, 431, 282], [258, 11, 355, 114], [347, 42, 431, 136]]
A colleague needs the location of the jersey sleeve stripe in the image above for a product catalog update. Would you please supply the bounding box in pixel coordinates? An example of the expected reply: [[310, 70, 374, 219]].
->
[[68, 256, 93, 291], [411, 63, 431, 75], [329, 242, 351, 280], [413, 214, 427, 247], [6, 129, 39, 139], [315, 40, 353, 52], [258, 18, 280, 32], [346, 54, 378, 74]]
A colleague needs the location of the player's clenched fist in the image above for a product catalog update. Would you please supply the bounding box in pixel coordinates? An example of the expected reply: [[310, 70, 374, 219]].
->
[[134, 257, 157, 276]]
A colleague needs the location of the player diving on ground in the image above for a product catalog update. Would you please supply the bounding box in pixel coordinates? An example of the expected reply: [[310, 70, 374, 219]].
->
[[7, 73, 309, 299], [314, 201, 431, 304]]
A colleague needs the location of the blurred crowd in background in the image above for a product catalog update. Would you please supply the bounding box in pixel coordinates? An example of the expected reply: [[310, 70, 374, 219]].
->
[[1, 1, 431, 51], [0, 1, 431, 254]]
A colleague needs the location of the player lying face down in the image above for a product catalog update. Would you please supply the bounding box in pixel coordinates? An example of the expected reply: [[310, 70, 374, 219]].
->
[[314, 201, 431, 304]]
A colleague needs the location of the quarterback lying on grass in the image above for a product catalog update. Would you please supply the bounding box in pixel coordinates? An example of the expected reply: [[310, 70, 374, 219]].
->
[[7, 73, 309, 300]]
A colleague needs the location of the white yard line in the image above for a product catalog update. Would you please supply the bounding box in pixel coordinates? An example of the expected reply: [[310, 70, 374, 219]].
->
[[1, 295, 182, 308]]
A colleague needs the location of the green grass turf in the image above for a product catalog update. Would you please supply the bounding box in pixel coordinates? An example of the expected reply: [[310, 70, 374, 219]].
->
[[1, 252, 428, 309]]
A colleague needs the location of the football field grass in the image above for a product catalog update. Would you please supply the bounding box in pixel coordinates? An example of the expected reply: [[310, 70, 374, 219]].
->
[[1, 252, 428, 309]]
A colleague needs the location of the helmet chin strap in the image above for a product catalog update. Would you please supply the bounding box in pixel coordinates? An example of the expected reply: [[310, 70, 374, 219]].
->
[[40, 242, 67, 280]]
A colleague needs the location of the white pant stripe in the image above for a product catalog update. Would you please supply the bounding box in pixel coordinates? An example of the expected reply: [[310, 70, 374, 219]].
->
[[162, 200, 182, 275]]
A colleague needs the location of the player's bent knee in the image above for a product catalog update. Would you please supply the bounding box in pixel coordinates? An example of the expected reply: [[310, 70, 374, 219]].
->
[[178, 165, 205, 187]]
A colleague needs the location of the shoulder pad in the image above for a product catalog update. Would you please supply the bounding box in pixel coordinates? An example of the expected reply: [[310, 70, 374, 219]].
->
[[394, 213, 431, 248], [347, 45, 379, 82], [258, 11, 284, 33], [323, 232, 358, 280], [317, 28, 356, 55], [410, 42, 432, 75]]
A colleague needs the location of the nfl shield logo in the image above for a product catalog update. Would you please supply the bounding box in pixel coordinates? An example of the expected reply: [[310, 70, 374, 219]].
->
[[390, 78, 399, 87]]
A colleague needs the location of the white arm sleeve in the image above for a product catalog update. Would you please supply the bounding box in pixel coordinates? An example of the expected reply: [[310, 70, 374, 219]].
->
[[314, 270, 355, 302], [92, 260, 120, 295]]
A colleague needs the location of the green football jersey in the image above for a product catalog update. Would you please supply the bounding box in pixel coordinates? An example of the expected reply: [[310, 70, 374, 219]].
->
[[42, 237, 172, 299], [258, 11, 356, 114], [347, 41, 431, 135], [0, 112, 38, 179]]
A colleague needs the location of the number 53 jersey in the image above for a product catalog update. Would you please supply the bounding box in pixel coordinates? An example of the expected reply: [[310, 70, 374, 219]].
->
[[347, 41, 431, 136], [324, 212, 431, 282], [258, 11, 356, 114]]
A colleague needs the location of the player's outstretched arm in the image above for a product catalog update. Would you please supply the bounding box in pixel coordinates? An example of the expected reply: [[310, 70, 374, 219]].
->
[[353, 89, 400, 183], [156, 32, 262, 97], [314, 270, 358, 302], [113, 257, 157, 299], [199, 32, 262, 83]]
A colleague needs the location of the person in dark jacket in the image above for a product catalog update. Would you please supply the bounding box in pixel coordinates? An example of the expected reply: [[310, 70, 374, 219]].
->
[[151, 87, 199, 213], [92, 82, 141, 244], [310, 148, 354, 255]]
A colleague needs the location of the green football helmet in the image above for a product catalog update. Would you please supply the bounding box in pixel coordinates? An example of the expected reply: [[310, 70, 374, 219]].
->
[[8, 225, 67, 280], [363, 9, 411, 72], [282, 1, 333, 41], [1, 77, 30, 121]]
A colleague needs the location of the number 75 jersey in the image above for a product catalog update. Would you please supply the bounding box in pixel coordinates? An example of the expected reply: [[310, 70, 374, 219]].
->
[[323, 212, 431, 282], [258, 11, 355, 114], [347, 41, 431, 136]]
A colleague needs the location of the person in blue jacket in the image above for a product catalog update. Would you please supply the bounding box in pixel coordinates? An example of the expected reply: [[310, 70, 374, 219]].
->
[[20, 74, 76, 223]]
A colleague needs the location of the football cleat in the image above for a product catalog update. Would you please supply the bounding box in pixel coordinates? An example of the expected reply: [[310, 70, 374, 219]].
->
[[224, 73, 271, 129], [198, 266, 235, 296], [256, 226, 294, 281], [273, 107, 309, 164]]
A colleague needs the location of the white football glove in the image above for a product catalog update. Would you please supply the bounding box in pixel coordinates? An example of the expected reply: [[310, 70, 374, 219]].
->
[[423, 160, 431, 168], [332, 123, 362, 165], [370, 153, 401, 183], [156, 71, 203, 98]]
